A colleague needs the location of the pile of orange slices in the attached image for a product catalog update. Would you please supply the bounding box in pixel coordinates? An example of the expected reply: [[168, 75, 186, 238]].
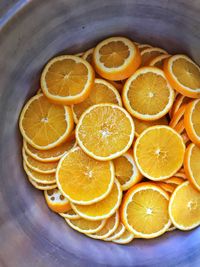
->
[[19, 36, 200, 244]]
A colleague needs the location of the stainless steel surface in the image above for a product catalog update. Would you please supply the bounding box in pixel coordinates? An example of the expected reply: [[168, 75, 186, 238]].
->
[[0, 0, 200, 266]]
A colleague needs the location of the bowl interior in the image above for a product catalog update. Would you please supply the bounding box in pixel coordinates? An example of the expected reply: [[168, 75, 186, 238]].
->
[[0, 1, 200, 266]]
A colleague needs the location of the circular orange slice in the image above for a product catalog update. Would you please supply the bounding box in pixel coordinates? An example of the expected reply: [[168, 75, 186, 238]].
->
[[133, 116, 168, 137], [121, 182, 171, 238], [76, 104, 135, 161], [28, 177, 57, 190], [23, 162, 56, 184], [134, 126, 185, 180], [157, 182, 176, 194], [23, 132, 76, 162], [87, 212, 119, 239], [169, 104, 186, 128], [138, 44, 152, 52], [123, 67, 174, 121], [44, 188, 71, 213], [140, 47, 167, 66], [93, 37, 141, 80], [41, 55, 95, 105], [23, 149, 58, 174], [82, 48, 94, 65], [71, 179, 122, 220], [113, 229, 134, 244], [19, 94, 74, 150], [164, 54, 200, 98], [169, 181, 200, 230], [65, 217, 106, 234], [59, 209, 81, 220], [56, 146, 115, 205], [105, 222, 126, 241], [170, 94, 191, 119], [113, 150, 143, 191], [164, 177, 184, 186], [184, 99, 200, 146], [184, 143, 200, 191], [149, 54, 170, 69], [72, 78, 122, 123]]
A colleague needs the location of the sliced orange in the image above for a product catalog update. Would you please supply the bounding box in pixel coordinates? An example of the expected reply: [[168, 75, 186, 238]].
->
[[169, 181, 200, 230], [181, 131, 190, 145], [71, 179, 122, 220], [174, 119, 185, 134], [82, 48, 94, 65], [59, 209, 81, 220], [165, 177, 184, 186], [93, 37, 141, 81], [164, 54, 200, 98], [37, 88, 42, 94], [23, 149, 57, 174], [174, 169, 187, 180], [140, 47, 167, 66], [109, 80, 124, 93], [105, 222, 126, 241], [184, 143, 200, 191], [56, 146, 114, 205], [65, 217, 106, 234], [138, 44, 152, 52], [44, 188, 71, 213], [149, 54, 170, 69], [167, 225, 176, 232], [134, 126, 185, 180], [157, 182, 175, 194], [121, 182, 171, 238], [28, 177, 57, 190], [24, 132, 76, 162], [23, 162, 56, 184], [122, 67, 174, 121], [184, 99, 200, 146], [113, 150, 143, 191], [75, 52, 84, 57], [19, 94, 74, 150], [72, 78, 122, 123], [133, 116, 168, 137], [87, 212, 119, 239], [41, 55, 95, 105], [169, 104, 186, 128], [170, 94, 190, 119], [76, 104, 135, 161], [113, 230, 134, 244]]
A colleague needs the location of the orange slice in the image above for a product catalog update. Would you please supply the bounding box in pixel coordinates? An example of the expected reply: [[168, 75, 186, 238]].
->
[[123, 67, 174, 121], [93, 37, 141, 80], [56, 146, 114, 205], [28, 177, 57, 190], [149, 54, 170, 68], [82, 48, 94, 65], [113, 150, 143, 191], [113, 230, 134, 244], [23, 149, 57, 174], [71, 179, 122, 220], [72, 78, 122, 123], [167, 225, 176, 232], [165, 177, 184, 186], [37, 88, 42, 94], [24, 132, 76, 162], [23, 162, 56, 184], [44, 188, 71, 213], [181, 131, 190, 145], [59, 209, 81, 220], [105, 222, 126, 241], [65, 217, 106, 234], [140, 47, 167, 66], [184, 143, 200, 191], [169, 104, 186, 128], [133, 116, 168, 137], [76, 104, 135, 161], [174, 119, 185, 134], [87, 212, 119, 239], [19, 94, 74, 150], [134, 126, 185, 180], [169, 181, 200, 230], [174, 169, 187, 180], [109, 80, 124, 93], [121, 182, 171, 238], [170, 94, 190, 119], [138, 44, 152, 52], [41, 55, 95, 105], [157, 182, 176, 194], [164, 54, 200, 98], [184, 99, 200, 146], [75, 52, 84, 57]]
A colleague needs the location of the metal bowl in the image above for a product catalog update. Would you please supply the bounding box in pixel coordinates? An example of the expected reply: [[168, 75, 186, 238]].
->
[[0, 1, 200, 266]]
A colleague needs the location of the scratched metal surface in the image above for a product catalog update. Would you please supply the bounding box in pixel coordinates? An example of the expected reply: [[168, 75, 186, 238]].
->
[[0, 0, 200, 266]]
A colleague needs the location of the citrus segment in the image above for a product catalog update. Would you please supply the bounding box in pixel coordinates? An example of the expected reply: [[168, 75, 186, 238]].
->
[[123, 67, 174, 121], [41, 55, 95, 104], [93, 37, 141, 80], [134, 126, 185, 180], [19, 94, 74, 150], [76, 104, 135, 160], [71, 179, 122, 220], [56, 146, 114, 205], [169, 181, 200, 230]]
